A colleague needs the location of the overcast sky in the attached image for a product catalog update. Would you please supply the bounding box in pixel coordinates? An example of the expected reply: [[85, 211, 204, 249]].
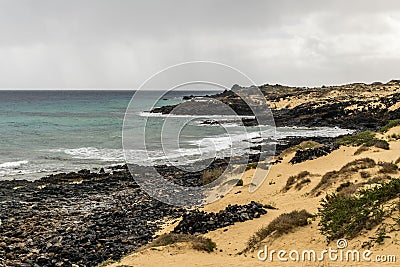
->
[[1, 0, 400, 89]]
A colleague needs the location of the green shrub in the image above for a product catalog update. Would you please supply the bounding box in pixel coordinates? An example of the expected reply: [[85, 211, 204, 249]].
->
[[317, 178, 400, 241], [236, 179, 243, 186], [378, 119, 400, 133], [337, 131, 375, 146], [245, 210, 312, 252], [337, 131, 389, 150]]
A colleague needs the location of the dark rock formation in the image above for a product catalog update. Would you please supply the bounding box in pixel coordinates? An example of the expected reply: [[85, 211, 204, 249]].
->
[[150, 82, 400, 131], [289, 143, 339, 164], [0, 166, 184, 267], [173, 201, 267, 235]]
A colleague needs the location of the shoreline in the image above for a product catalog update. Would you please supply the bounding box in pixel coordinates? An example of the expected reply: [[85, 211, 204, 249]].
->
[[107, 125, 400, 267], [1, 81, 399, 266], [0, 134, 350, 266]]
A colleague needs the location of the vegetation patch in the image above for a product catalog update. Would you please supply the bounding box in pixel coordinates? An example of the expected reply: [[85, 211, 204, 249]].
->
[[311, 158, 376, 195], [337, 131, 376, 146], [295, 178, 312, 190], [282, 171, 311, 192], [337, 131, 389, 150], [373, 139, 390, 150], [236, 179, 243, 186], [336, 181, 352, 192], [340, 158, 376, 172], [246, 162, 258, 171], [396, 157, 400, 165], [360, 171, 371, 179], [389, 133, 400, 140], [354, 145, 369, 155], [336, 182, 362, 197], [317, 178, 400, 241], [245, 210, 312, 252], [378, 162, 399, 174], [149, 233, 216, 252], [378, 119, 400, 133], [201, 166, 225, 185]]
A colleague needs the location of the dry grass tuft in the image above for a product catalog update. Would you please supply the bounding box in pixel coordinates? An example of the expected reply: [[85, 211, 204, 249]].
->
[[201, 166, 225, 185], [282, 171, 311, 192], [311, 158, 376, 195], [245, 210, 312, 252], [354, 145, 369, 155], [378, 162, 399, 174], [149, 233, 216, 252]]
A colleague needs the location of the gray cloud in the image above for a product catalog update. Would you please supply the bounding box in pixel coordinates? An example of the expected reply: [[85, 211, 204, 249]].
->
[[0, 0, 400, 88]]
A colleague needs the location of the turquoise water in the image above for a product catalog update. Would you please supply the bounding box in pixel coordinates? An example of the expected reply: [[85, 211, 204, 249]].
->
[[0, 90, 354, 180], [0, 90, 194, 179]]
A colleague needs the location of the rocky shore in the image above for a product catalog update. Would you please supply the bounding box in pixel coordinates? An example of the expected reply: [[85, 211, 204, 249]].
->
[[151, 80, 400, 131], [0, 166, 185, 267], [0, 135, 337, 267]]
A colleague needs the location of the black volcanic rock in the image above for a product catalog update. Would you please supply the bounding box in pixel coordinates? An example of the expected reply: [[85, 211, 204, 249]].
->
[[0, 167, 185, 267], [289, 143, 339, 164], [173, 201, 267, 235]]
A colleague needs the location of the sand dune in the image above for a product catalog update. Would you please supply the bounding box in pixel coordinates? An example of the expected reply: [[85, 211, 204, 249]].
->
[[107, 127, 400, 267]]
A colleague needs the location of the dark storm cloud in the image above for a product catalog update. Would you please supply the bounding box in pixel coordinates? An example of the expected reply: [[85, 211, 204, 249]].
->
[[0, 0, 399, 88]]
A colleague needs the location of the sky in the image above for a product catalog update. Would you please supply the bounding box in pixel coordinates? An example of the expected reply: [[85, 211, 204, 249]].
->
[[1, 0, 400, 89]]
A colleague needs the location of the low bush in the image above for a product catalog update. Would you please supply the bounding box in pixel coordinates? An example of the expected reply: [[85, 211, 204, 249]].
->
[[373, 139, 390, 150], [378, 119, 400, 133], [378, 162, 399, 174], [340, 158, 376, 172], [336, 182, 352, 192], [337, 131, 389, 150], [295, 178, 311, 190], [312, 158, 376, 195], [245, 210, 312, 252], [149, 233, 216, 252], [337, 182, 362, 197], [354, 145, 369, 155], [360, 171, 371, 179], [337, 131, 375, 146]]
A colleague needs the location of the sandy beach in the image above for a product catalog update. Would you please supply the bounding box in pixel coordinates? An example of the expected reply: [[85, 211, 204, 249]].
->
[[107, 126, 400, 267]]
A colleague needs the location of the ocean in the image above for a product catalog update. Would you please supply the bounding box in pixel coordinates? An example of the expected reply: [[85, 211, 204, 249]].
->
[[0, 90, 354, 180]]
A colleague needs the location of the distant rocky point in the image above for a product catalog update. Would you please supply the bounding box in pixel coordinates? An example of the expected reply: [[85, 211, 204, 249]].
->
[[151, 80, 400, 130]]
